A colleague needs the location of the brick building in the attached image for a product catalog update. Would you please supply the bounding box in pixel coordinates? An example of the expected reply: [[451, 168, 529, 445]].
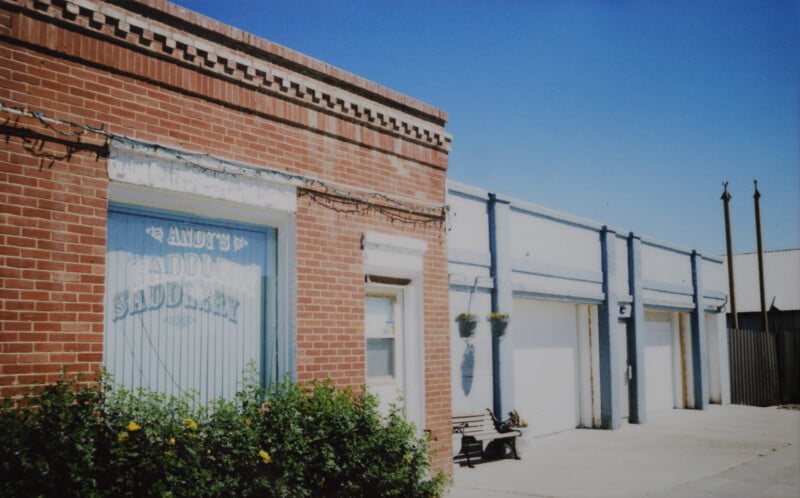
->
[[0, 0, 453, 469]]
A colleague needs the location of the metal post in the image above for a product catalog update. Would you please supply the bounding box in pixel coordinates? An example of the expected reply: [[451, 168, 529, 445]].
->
[[488, 193, 512, 416], [691, 251, 709, 409], [721, 182, 738, 329], [753, 180, 768, 333], [599, 227, 621, 429], [626, 233, 646, 423]]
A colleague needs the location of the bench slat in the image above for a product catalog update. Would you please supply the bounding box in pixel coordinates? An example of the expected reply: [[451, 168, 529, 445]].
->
[[468, 431, 518, 440]]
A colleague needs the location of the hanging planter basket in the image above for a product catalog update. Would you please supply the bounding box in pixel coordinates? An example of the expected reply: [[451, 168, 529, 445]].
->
[[488, 313, 510, 337], [456, 313, 479, 339]]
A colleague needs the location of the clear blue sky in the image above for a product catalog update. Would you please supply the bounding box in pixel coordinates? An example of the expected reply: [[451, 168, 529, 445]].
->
[[172, 0, 799, 256]]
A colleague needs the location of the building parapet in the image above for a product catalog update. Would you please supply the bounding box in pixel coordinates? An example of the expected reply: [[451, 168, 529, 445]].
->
[[0, 0, 451, 155]]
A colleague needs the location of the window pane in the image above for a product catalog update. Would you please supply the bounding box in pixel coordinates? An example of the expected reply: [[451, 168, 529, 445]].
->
[[365, 296, 394, 337], [104, 206, 275, 403], [366, 338, 395, 378]]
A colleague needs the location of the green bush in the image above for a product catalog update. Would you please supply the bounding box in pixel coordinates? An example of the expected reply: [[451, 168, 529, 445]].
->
[[0, 375, 102, 497], [0, 372, 447, 497]]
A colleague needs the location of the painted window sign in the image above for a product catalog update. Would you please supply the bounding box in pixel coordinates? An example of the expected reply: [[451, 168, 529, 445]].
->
[[104, 206, 277, 403]]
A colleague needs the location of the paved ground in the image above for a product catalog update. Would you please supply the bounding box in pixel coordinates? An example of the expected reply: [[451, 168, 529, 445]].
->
[[447, 404, 800, 498]]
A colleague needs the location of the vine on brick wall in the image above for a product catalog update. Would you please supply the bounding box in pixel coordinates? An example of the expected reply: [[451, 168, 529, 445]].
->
[[0, 101, 448, 226], [0, 102, 109, 169], [298, 188, 446, 226]]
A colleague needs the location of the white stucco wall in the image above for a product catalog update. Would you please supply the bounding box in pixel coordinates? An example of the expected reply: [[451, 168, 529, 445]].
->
[[446, 180, 730, 420], [450, 287, 493, 415], [448, 187, 491, 263], [641, 242, 695, 311], [509, 209, 601, 275]]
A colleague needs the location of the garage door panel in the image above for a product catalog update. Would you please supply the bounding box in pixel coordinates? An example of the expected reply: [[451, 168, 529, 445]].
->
[[644, 312, 675, 413], [513, 298, 580, 437]]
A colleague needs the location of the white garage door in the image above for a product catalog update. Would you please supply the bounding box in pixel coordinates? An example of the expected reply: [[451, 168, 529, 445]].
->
[[644, 311, 675, 413], [513, 298, 580, 437]]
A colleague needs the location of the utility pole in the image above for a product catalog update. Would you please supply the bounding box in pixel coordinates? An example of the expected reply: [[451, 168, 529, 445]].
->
[[721, 182, 738, 329], [753, 180, 768, 332]]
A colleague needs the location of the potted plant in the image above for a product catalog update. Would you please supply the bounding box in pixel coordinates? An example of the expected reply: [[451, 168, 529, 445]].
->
[[488, 312, 510, 337], [456, 312, 479, 338]]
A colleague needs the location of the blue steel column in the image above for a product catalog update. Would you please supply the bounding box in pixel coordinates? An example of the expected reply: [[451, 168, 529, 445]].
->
[[599, 227, 621, 429], [691, 251, 709, 409], [488, 193, 513, 416], [626, 233, 647, 423]]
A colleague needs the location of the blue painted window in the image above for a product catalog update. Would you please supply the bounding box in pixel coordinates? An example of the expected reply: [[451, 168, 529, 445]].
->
[[104, 204, 277, 403]]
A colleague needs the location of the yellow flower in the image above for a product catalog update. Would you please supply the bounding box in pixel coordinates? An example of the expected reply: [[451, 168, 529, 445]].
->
[[258, 449, 271, 464], [117, 432, 129, 443], [244, 418, 251, 426], [127, 422, 142, 432], [183, 418, 198, 431], [403, 453, 413, 464], [169, 437, 176, 445], [207, 449, 212, 455]]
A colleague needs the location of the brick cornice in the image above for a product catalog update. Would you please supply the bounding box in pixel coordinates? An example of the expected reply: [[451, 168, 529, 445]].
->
[[0, 0, 452, 153]]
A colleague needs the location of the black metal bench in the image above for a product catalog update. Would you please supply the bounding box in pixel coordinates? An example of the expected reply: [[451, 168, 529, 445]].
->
[[452, 409, 522, 467]]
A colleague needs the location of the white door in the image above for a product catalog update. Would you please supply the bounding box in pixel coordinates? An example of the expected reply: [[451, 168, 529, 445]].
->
[[644, 311, 676, 413], [365, 289, 405, 416], [513, 298, 581, 437]]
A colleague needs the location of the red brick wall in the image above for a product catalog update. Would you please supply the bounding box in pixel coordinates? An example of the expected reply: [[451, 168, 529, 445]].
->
[[0, 0, 452, 470], [0, 126, 107, 396]]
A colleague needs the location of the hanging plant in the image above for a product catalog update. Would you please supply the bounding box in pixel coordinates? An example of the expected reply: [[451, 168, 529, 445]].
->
[[488, 312, 510, 337], [456, 312, 479, 338]]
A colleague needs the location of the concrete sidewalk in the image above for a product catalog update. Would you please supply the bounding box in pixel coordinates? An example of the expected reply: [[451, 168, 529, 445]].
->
[[447, 405, 800, 498]]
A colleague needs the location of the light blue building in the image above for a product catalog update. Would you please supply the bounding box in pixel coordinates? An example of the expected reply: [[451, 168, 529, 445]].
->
[[448, 181, 730, 437]]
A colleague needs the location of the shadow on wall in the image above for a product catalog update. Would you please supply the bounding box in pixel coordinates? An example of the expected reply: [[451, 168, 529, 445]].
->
[[461, 343, 475, 395]]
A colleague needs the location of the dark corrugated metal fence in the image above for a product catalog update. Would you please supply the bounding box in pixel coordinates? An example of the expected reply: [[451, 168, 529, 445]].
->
[[775, 331, 800, 404], [728, 328, 800, 406]]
